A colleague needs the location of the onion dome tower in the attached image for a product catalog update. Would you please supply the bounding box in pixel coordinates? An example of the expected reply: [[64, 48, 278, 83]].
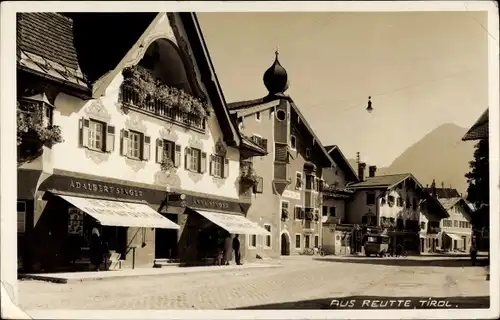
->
[[263, 50, 289, 96]]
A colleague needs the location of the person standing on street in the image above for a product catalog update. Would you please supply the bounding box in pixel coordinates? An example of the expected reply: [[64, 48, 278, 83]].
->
[[90, 226, 104, 271], [232, 234, 241, 265], [223, 232, 232, 266], [470, 239, 478, 266]]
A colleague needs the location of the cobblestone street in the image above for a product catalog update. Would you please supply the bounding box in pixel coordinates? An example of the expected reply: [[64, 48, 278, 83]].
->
[[19, 256, 489, 310]]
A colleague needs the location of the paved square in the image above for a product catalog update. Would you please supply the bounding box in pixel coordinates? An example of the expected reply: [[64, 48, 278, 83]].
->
[[18, 256, 489, 310]]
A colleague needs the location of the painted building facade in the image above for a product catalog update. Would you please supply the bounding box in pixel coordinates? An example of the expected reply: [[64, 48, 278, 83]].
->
[[345, 167, 447, 255], [320, 145, 359, 255], [17, 12, 266, 272], [227, 52, 335, 259], [438, 197, 473, 252]]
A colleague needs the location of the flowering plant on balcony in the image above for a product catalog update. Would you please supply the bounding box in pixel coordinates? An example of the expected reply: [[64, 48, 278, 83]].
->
[[240, 166, 259, 187], [17, 102, 63, 147], [160, 155, 175, 173], [121, 66, 207, 118]]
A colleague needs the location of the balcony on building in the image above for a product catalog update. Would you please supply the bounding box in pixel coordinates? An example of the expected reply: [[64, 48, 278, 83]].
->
[[119, 39, 209, 133], [427, 221, 441, 234]]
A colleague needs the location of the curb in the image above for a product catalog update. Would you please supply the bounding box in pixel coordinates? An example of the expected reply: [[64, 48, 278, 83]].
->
[[19, 264, 283, 284]]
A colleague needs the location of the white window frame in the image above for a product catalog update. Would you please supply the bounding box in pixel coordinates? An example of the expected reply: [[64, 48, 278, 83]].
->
[[295, 233, 302, 250], [263, 224, 272, 249], [190, 148, 201, 172], [88, 119, 104, 151], [128, 130, 142, 159], [290, 134, 297, 150], [255, 111, 261, 122], [295, 171, 303, 190], [17, 201, 26, 233], [281, 200, 289, 220], [294, 205, 302, 221], [248, 234, 257, 249], [305, 234, 311, 248], [212, 154, 223, 178]]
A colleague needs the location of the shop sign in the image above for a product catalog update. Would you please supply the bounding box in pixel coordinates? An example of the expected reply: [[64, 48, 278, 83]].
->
[[192, 198, 230, 210], [68, 179, 144, 198]]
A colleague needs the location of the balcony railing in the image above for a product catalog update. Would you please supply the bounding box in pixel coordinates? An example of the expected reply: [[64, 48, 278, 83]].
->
[[120, 86, 206, 131], [427, 227, 441, 234]]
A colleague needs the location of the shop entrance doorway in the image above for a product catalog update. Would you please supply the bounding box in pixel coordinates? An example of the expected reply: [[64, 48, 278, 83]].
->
[[155, 214, 179, 259]]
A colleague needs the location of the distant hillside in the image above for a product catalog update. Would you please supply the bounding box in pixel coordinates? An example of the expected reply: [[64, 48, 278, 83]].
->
[[348, 123, 476, 195]]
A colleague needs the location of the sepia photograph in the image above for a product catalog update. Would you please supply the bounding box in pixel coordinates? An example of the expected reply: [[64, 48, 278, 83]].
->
[[1, 1, 498, 319]]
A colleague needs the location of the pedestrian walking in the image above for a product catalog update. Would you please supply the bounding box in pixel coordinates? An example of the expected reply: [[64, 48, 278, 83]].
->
[[90, 226, 104, 271], [470, 243, 478, 266], [233, 234, 242, 265], [223, 232, 232, 266]]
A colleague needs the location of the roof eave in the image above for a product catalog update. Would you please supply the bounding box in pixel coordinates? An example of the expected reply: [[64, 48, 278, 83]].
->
[[17, 65, 92, 99], [289, 101, 333, 167], [181, 12, 241, 147]]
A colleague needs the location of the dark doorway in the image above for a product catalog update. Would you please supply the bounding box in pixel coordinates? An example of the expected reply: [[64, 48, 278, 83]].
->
[[155, 214, 179, 259], [281, 233, 290, 255]]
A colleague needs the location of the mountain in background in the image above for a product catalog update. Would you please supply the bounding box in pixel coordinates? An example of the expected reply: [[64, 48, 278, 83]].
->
[[348, 123, 476, 195]]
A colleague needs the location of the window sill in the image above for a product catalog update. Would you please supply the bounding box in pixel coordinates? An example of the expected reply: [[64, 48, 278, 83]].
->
[[264, 246, 272, 250], [247, 246, 257, 250], [84, 146, 106, 154], [125, 156, 144, 162]]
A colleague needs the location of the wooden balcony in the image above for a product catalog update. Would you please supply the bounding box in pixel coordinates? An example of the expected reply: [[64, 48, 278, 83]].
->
[[427, 227, 441, 234], [120, 86, 206, 132]]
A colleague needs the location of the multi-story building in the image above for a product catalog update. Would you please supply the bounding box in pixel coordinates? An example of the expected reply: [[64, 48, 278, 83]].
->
[[227, 52, 335, 259], [344, 164, 447, 255], [320, 145, 359, 255], [16, 12, 268, 272], [437, 197, 474, 252]]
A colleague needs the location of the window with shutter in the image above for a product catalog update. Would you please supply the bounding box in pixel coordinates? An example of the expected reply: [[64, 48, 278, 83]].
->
[[80, 118, 90, 148], [212, 155, 222, 177], [262, 138, 268, 151], [174, 144, 181, 168], [223, 158, 229, 178], [253, 176, 264, 193], [127, 131, 142, 159], [105, 125, 115, 152], [156, 139, 164, 163], [200, 152, 207, 173], [294, 206, 302, 220], [185, 147, 192, 170], [143, 136, 151, 161], [121, 129, 129, 156]]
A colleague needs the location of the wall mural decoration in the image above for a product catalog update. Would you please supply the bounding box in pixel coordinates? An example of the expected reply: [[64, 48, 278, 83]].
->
[[153, 170, 181, 189], [187, 135, 203, 150], [85, 99, 112, 123], [159, 125, 179, 142]]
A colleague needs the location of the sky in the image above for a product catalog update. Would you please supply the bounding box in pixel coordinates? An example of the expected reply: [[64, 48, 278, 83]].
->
[[197, 11, 489, 167]]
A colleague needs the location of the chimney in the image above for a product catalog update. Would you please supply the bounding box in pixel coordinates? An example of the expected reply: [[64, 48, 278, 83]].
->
[[441, 181, 444, 189], [368, 165, 377, 178], [358, 162, 366, 181], [431, 179, 437, 198]]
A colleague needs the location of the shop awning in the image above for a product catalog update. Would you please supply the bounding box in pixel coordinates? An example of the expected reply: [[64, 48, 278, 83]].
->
[[58, 195, 180, 229], [445, 232, 464, 241], [195, 209, 270, 235]]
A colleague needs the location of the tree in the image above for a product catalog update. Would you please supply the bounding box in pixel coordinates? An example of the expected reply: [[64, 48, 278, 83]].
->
[[465, 139, 489, 207], [465, 139, 489, 230]]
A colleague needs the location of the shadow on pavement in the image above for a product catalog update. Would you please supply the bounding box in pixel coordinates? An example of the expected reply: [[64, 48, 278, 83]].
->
[[232, 295, 490, 310], [313, 257, 489, 268]]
